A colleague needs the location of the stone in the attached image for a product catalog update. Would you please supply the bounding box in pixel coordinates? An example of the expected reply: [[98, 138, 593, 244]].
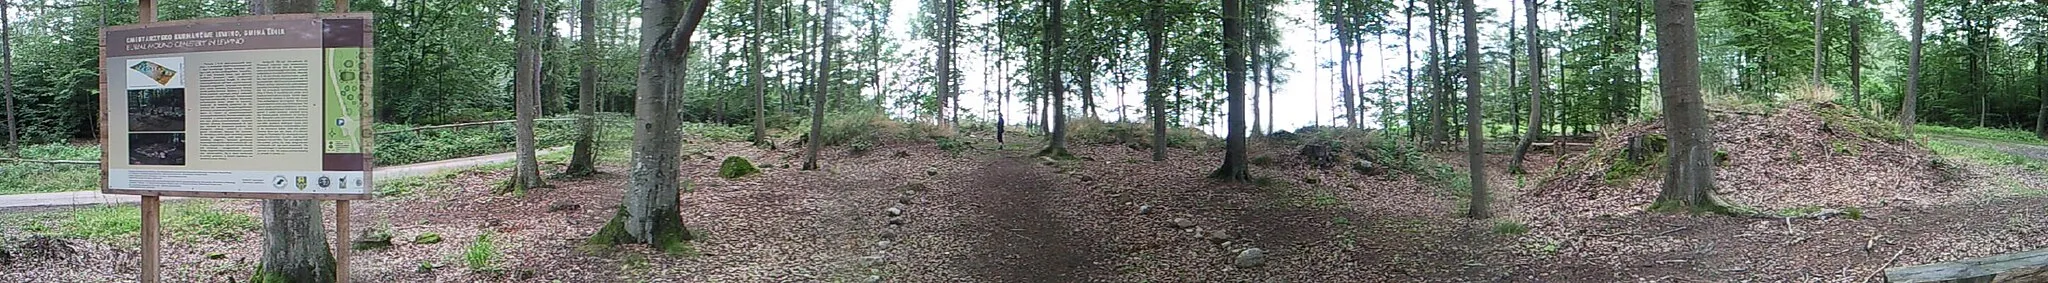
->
[[880, 231, 898, 239], [1137, 205, 1154, 215], [1204, 230, 1235, 243], [352, 229, 394, 251], [1235, 248, 1267, 268], [888, 217, 907, 226], [893, 150, 911, 158], [876, 240, 893, 249], [1809, 208, 1847, 219], [886, 207, 903, 217], [1077, 174, 1095, 183], [865, 274, 884, 283], [719, 156, 761, 179], [1352, 160, 1380, 175], [547, 201, 581, 212], [414, 233, 443, 245], [1171, 218, 1197, 229], [1303, 177, 1321, 185], [925, 167, 940, 176], [415, 261, 442, 273], [205, 252, 227, 260]]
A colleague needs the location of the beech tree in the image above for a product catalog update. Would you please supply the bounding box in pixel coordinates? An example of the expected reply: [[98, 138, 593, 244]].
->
[[806, 0, 836, 170], [1211, 0, 1250, 181], [510, 0, 545, 192], [1900, 0, 1922, 136], [1038, 0, 1072, 158], [245, 2, 333, 282], [587, 0, 715, 251], [1508, 0, 1544, 174], [1145, 0, 1168, 162], [1650, 0, 1728, 214], [566, 0, 599, 175], [750, 0, 768, 146]]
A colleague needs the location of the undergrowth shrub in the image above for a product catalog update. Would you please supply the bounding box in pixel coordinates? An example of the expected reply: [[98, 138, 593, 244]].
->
[[1068, 117, 1217, 150], [0, 143, 101, 195]]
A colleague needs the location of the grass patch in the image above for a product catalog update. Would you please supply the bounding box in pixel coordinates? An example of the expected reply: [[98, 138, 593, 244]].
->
[[1925, 139, 2043, 171], [1492, 220, 1530, 235], [0, 143, 103, 195], [1917, 125, 2046, 145], [375, 114, 633, 166], [464, 232, 499, 271], [21, 201, 258, 243]]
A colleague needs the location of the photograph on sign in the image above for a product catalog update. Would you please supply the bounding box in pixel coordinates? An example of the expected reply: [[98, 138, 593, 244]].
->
[[101, 15, 373, 199]]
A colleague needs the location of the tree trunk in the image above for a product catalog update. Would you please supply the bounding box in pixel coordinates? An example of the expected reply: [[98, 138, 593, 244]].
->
[[248, 0, 335, 282], [1459, 0, 1488, 219], [1081, 57, 1097, 118], [1650, 0, 1728, 214], [1510, 0, 1543, 174], [542, 4, 562, 116], [1146, 0, 1168, 162], [1899, 0, 1922, 135], [1812, 0, 1826, 87], [805, 0, 834, 170], [936, 0, 954, 126], [1250, 26, 1262, 136], [1339, 22, 1358, 129], [587, 0, 712, 252], [2037, 42, 2046, 137], [511, 0, 546, 193], [1404, 0, 1417, 140], [750, 0, 768, 146], [1427, 0, 1449, 149], [1848, 0, 1862, 108], [1210, 0, 1249, 181], [1039, 0, 1072, 158], [2, 0, 13, 154], [568, 0, 600, 175]]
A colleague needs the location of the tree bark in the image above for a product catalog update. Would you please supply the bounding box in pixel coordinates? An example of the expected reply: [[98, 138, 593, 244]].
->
[[1038, 0, 1072, 158], [1900, 0, 1922, 136], [805, 0, 835, 170], [1510, 0, 1543, 174], [511, 0, 546, 193], [1427, 0, 1449, 149], [2, 0, 14, 154], [1338, 20, 1358, 129], [936, 0, 955, 126], [1848, 0, 1863, 108], [1146, 0, 1168, 162], [588, 0, 712, 252], [1459, 0, 1488, 219], [750, 0, 769, 146], [249, 0, 335, 282], [1210, 0, 1249, 181], [1404, 0, 1417, 140], [1650, 0, 1728, 214], [2037, 42, 2046, 137], [568, 0, 600, 175], [1812, 0, 1826, 87]]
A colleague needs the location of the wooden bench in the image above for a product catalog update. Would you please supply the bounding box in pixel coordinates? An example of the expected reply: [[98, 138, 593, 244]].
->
[[1886, 249, 2048, 283]]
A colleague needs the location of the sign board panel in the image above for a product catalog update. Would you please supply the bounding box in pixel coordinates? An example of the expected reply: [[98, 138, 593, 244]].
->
[[99, 13, 374, 200]]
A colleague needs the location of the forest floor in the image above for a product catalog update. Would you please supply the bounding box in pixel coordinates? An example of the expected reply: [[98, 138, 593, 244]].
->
[[2, 126, 2046, 282]]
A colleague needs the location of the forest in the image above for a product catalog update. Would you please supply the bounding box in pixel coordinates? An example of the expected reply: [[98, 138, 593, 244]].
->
[[0, 0, 2046, 281]]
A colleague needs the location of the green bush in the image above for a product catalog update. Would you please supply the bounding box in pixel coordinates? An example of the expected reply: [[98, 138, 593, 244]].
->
[[1067, 117, 1217, 150], [373, 116, 608, 166], [717, 156, 760, 179], [1917, 124, 2046, 145], [684, 122, 751, 143]]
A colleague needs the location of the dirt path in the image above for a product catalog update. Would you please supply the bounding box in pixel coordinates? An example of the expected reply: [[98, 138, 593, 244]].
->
[[1936, 136, 2048, 161], [952, 157, 1105, 282]]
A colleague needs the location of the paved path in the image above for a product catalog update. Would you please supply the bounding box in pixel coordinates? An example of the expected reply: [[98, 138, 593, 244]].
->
[[0, 147, 564, 209]]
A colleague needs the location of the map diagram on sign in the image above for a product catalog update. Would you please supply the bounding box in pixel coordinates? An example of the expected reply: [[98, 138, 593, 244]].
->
[[129, 60, 179, 85]]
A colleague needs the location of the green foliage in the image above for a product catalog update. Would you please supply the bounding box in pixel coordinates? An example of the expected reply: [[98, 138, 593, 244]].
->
[[1068, 117, 1218, 150], [1925, 139, 2045, 171], [717, 156, 760, 179], [1917, 125, 2047, 145], [464, 232, 498, 271], [0, 143, 102, 195], [415, 233, 443, 245], [684, 123, 753, 143], [42, 201, 256, 242]]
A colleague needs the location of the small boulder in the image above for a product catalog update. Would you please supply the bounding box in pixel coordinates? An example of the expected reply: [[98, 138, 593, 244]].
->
[[1204, 229, 1235, 243], [413, 233, 443, 245], [1352, 160, 1380, 175], [885, 207, 903, 217], [925, 167, 939, 176], [719, 156, 762, 179], [1137, 205, 1154, 215], [1235, 248, 1267, 268], [875, 240, 894, 249], [865, 275, 884, 283], [351, 229, 394, 251], [1171, 218, 1197, 229], [547, 201, 581, 212], [888, 217, 908, 226]]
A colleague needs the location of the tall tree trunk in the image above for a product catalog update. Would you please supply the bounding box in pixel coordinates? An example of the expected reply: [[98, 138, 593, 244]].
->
[[568, 0, 600, 174], [588, 0, 713, 252], [806, 0, 835, 170], [1039, 0, 1071, 158], [1848, 0, 1862, 108], [1650, 0, 1727, 214], [511, 0, 546, 193], [1081, 58, 1097, 118], [248, 1, 334, 282], [1900, 0, 1922, 136], [1266, 44, 1277, 134], [1459, 0, 1488, 219], [1510, 0, 1543, 174], [1404, 0, 1417, 140], [1427, 0, 1449, 149], [2036, 42, 2046, 137], [1339, 22, 1358, 129], [1812, 0, 1826, 87], [1146, 0, 1168, 161], [1250, 23, 1262, 136], [1211, 0, 1249, 181], [542, 4, 562, 116], [936, 0, 955, 126], [750, 0, 769, 146], [2, 0, 13, 154]]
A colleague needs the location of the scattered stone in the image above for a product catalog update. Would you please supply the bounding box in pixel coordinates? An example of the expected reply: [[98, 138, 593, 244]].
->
[[888, 217, 908, 226], [1235, 248, 1267, 268], [415, 261, 442, 273], [1204, 229, 1235, 243], [205, 252, 227, 260], [1352, 160, 1380, 175], [1077, 174, 1095, 183], [893, 150, 911, 158], [1809, 208, 1847, 219], [17, 235, 74, 258], [718, 156, 761, 179], [414, 233, 443, 245], [1137, 205, 1154, 215], [885, 207, 903, 217], [865, 274, 884, 283], [516, 269, 537, 280], [1171, 218, 1197, 229], [875, 240, 893, 249], [1303, 177, 1321, 185], [547, 201, 581, 212], [925, 167, 939, 176], [352, 229, 394, 250], [880, 231, 898, 239]]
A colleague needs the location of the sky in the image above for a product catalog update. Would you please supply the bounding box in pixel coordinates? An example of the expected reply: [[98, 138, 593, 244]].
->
[[869, 0, 1915, 136]]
